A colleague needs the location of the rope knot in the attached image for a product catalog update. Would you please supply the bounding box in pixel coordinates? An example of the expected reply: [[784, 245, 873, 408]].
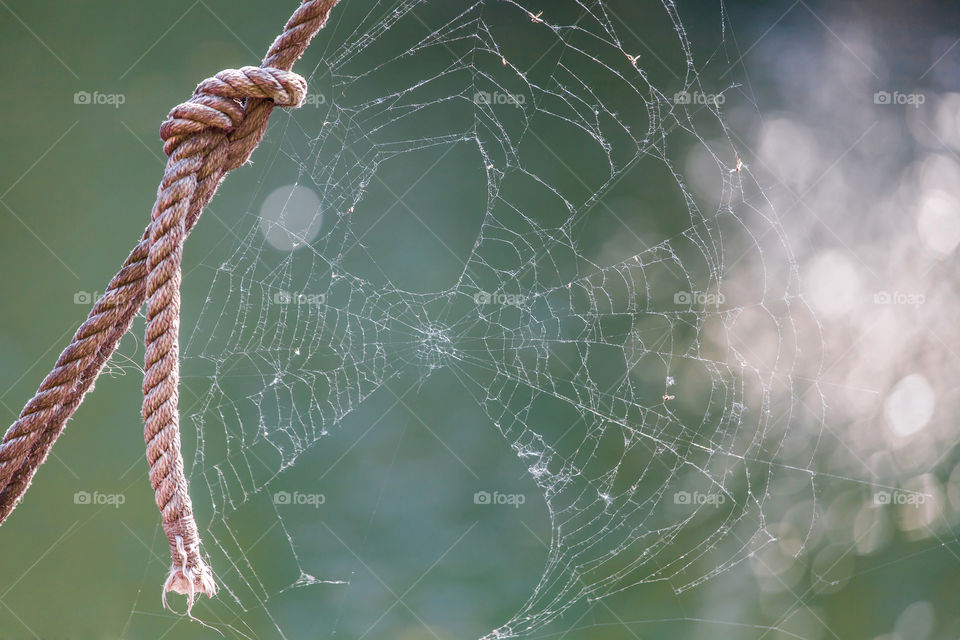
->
[[159, 66, 308, 157], [0, 0, 342, 616]]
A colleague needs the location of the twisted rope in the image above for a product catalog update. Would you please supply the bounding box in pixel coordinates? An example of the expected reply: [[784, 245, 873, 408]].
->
[[148, 65, 307, 606], [0, 0, 341, 609]]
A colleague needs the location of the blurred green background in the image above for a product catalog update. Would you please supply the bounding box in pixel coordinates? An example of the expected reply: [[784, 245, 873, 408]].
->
[[1, 1, 959, 639]]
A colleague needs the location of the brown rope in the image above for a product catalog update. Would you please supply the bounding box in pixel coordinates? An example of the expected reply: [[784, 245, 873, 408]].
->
[[0, 0, 341, 610]]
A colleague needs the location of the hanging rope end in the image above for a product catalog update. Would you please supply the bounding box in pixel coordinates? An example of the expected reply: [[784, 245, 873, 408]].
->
[[161, 535, 218, 614], [162, 562, 218, 613]]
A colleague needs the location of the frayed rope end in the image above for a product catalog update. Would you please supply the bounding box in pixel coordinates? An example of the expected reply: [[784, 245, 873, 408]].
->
[[161, 535, 217, 614], [162, 563, 218, 614]]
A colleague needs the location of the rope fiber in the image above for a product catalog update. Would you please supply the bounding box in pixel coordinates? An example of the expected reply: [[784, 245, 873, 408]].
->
[[0, 0, 341, 610]]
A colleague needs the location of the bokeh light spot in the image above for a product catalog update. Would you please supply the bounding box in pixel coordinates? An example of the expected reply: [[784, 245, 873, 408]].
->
[[884, 374, 935, 437], [259, 183, 323, 251]]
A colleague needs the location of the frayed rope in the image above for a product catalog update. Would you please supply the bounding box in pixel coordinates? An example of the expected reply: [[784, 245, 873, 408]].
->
[[161, 535, 218, 614]]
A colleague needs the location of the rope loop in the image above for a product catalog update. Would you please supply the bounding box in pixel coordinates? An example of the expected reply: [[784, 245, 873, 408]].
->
[[0, 0, 341, 614], [160, 66, 307, 157]]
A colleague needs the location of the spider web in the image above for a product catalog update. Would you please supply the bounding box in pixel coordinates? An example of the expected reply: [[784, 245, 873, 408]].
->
[[158, 0, 826, 637]]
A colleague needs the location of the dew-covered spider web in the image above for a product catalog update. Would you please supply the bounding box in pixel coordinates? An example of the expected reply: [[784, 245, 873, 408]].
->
[[161, 1, 830, 637]]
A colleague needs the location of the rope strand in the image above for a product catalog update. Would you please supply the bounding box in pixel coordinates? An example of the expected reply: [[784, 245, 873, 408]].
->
[[0, 0, 341, 609], [145, 65, 308, 606]]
